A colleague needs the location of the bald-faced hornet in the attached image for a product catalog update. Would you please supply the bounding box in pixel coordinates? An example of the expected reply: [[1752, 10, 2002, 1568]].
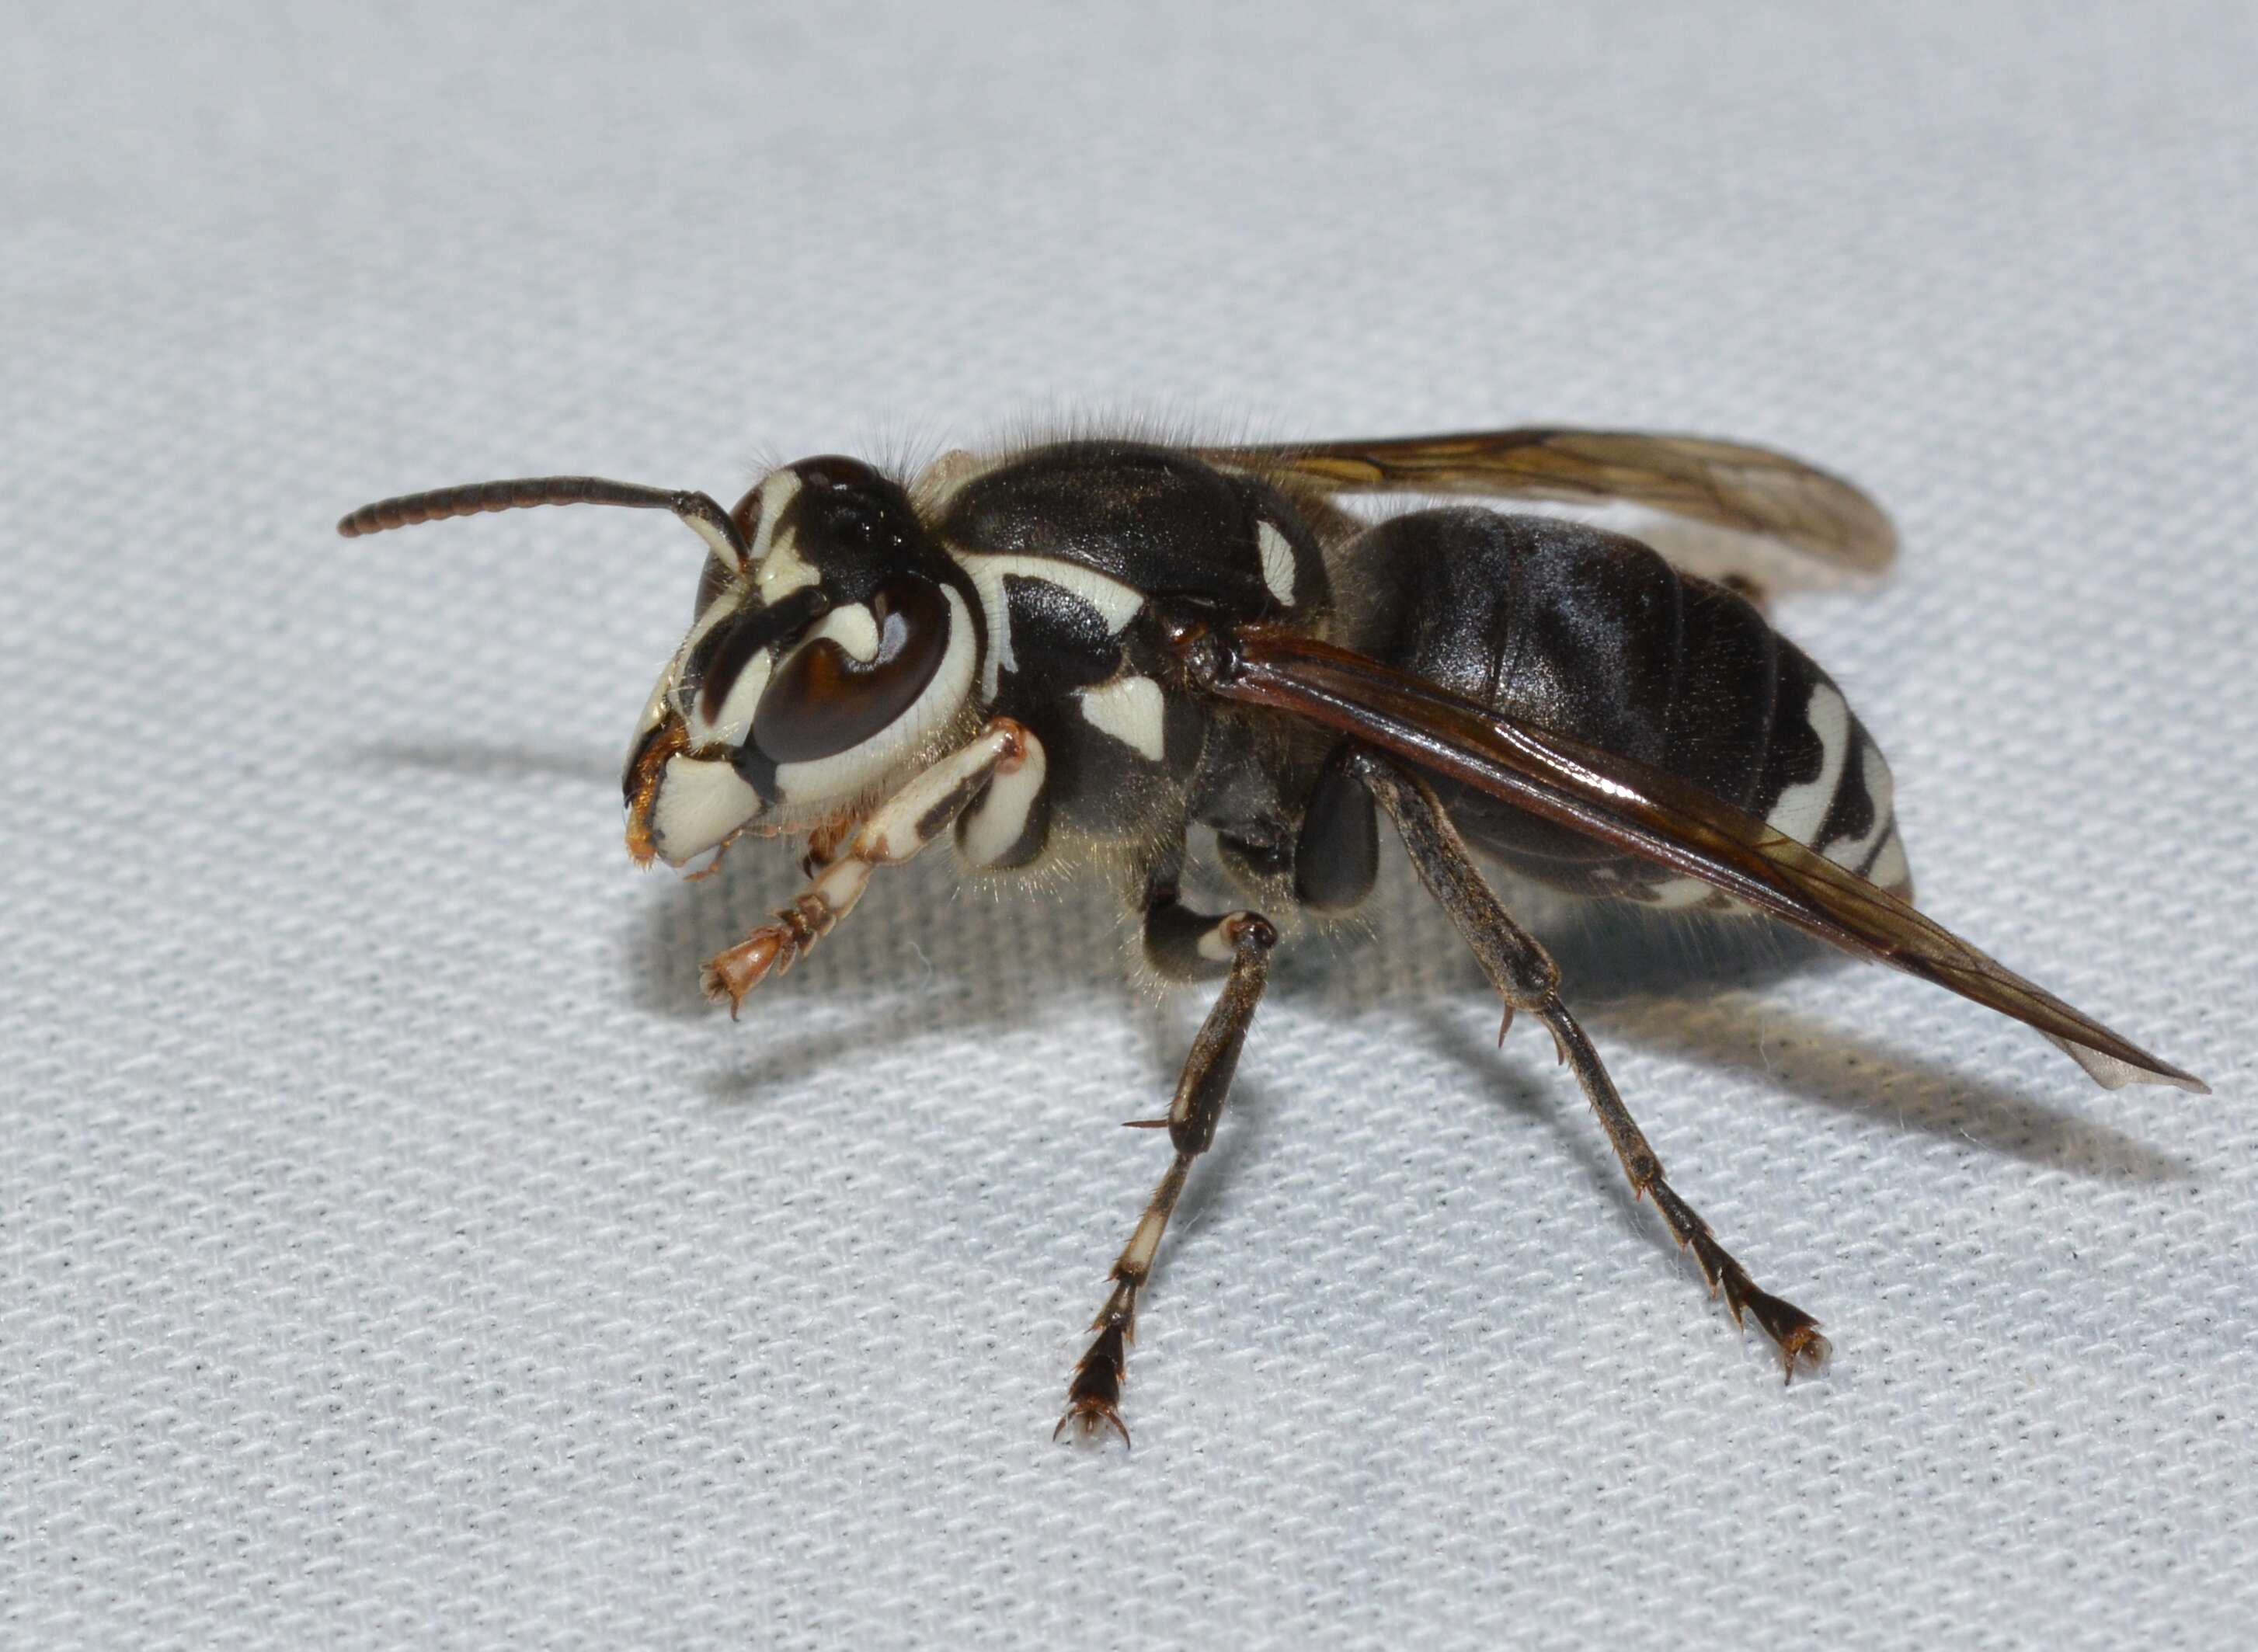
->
[[341, 427, 2205, 1443]]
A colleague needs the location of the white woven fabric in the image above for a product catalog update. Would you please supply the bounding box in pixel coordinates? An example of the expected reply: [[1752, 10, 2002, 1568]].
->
[[7, 4, 2255, 1647]]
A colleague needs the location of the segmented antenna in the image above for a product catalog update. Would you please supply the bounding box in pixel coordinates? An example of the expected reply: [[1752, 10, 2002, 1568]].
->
[[336, 475, 748, 565]]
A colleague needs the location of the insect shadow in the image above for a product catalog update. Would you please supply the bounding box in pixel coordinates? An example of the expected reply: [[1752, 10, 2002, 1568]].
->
[[356, 736, 623, 786], [623, 820, 2187, 1188], [1442, 897, 2188, 1185], [628, 836, 1175, 1082], [356, 735, 2188, 1188]]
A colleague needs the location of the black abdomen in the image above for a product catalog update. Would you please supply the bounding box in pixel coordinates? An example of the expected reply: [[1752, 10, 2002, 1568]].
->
[[1331, 510, 1911, 906]]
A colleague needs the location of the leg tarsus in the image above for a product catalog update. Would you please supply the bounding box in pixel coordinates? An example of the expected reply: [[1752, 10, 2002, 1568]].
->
[[1644, 1174, 1827, 1375], [1055, 1289, 1136, 1447], [701, 892, 828, 1014]]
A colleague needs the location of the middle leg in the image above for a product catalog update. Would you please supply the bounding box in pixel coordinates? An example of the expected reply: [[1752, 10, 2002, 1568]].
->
[[1055, 880, 1278, 1445]]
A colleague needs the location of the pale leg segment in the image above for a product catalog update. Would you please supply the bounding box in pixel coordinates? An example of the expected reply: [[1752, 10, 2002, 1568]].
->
[[1352, 750, 1829, 1379], [1056, 904, 1278, 1445], [701, 718, 1033, 1013]]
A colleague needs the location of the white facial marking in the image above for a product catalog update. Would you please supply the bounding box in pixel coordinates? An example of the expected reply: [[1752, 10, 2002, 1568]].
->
[[747, 469, 800, 562], [752, 471, 819, 600], [804, 602, 880, 664], [758, 537, 819, 601], [1822, 741, 1896, 870], [957, 554, 1145, 699], [691, 645, 772, 749], [959, 728, 1048, 868], [663, 591, 740, 721], [632, 655, 680, 741], [683, 590, 736, 654], [685, 599, 882, 749], [1767, 683, 1849, 845], [770, 586, 979, 816], [1077, 674, 1167, 763], [1257, 521, 1296, 606], [650, 753, 762, 864]]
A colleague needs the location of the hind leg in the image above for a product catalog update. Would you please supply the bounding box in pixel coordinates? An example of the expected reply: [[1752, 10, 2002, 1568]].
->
[[1354, 750, 1828, 1377]]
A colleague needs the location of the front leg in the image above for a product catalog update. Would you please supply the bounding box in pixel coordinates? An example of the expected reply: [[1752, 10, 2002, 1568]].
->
[[701, 718, 1033, 1012], [1056, 883, 1278, 1445]]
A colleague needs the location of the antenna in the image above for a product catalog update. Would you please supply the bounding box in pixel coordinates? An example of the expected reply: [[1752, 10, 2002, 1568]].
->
[[336, 475, 749, 566]]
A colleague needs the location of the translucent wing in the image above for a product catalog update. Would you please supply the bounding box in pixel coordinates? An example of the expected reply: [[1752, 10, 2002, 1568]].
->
[[1182, 622, 2203, 1094], [1200, 427, 1896, 585]]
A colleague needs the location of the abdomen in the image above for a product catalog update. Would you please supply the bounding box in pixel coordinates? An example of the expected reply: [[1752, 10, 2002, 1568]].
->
[[1331, 509, 1911, 907]]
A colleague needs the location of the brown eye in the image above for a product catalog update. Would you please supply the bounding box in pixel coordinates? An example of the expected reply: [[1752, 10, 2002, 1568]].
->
[[752, 576, 951, 764], [687, 586, 827, 725]]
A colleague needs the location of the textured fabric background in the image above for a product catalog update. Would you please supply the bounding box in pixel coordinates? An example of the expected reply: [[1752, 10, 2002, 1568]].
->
[[6, 4, 2255, 1647]]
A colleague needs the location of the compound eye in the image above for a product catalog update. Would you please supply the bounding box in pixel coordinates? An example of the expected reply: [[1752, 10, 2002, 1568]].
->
[[752, 575, 951, 765]]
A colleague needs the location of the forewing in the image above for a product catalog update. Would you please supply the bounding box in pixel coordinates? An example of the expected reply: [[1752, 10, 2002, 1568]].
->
[[1201, 428, 1896, 584], [1195, 624, 2202, 1094]]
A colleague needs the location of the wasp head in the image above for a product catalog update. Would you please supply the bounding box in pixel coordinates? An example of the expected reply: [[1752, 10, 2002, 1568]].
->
[[622, 456, 979, 868], [337, 455, 983, 871]]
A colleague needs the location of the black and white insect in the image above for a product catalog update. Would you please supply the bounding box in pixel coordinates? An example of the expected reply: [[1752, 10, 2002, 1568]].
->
[[340, 426, 2205, 1443]]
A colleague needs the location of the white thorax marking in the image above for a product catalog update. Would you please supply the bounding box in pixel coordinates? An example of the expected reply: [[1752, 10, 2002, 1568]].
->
[[1256, 521, 1296, 606], [953, 552, 1145, 701], [1077, 674, 1167, 763]]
